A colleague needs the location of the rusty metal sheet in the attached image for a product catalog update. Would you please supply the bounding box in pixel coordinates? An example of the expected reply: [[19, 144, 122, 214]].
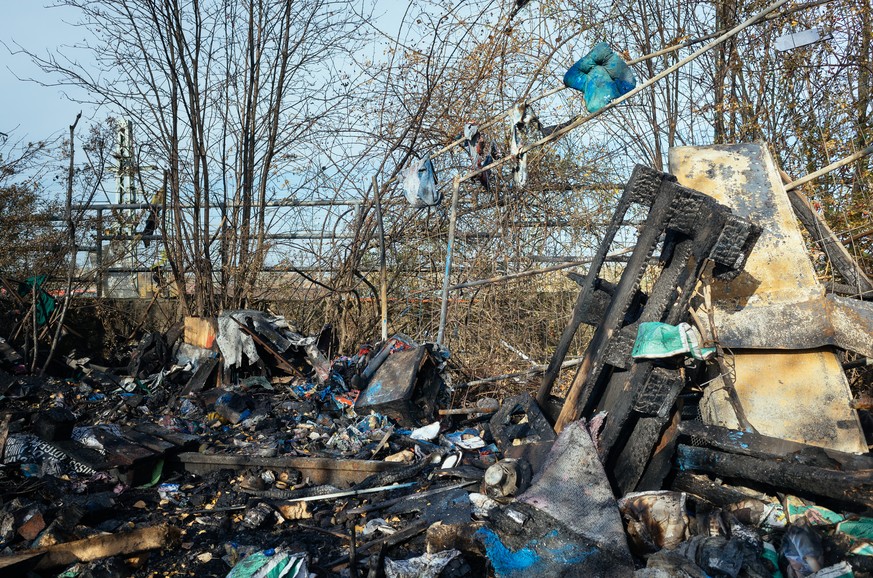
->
[[703, 294, 872, 358], [700, 350, 865, 451], [669, 143, 866, 454]]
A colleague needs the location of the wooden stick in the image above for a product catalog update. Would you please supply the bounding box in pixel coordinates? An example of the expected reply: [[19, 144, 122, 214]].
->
[[463, 357, 586, 387], [778, 167, 873, 293], [326, 520, 429, 569], [372, 176, 388, 342], [345, 481, 477, 515], [30, 282, 38, 373], [282, 482, 417, 504], [297, 523, 351, 541], [438, 406, 498, 415], [412, 248, 633, 296], [370, 426, 394, 458], [42, 112, 82, 376], [348, 519, 359, 578], [784, 143, 873, 192]]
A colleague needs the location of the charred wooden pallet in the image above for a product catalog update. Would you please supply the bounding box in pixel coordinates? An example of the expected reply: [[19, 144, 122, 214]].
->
[[539, 165, 761, 495]]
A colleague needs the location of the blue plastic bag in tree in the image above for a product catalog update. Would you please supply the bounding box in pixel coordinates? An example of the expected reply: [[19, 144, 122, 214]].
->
[[603, 52, 635, 94], [401, 153, 440, 207], [582, 67, 619, 113], [564, 42, 636, 113]]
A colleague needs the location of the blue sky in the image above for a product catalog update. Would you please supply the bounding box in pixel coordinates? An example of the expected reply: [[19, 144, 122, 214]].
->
[[0, 1, 406, 145], [0, 2, 95, 143]]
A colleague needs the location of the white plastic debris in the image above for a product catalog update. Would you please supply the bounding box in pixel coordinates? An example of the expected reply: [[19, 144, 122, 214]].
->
[[410, 421, 440, 441], [774, 28, 830, 52], [385, 549, 460, 578], [360, 517, 396, 538], [469, 492, 500, 517]]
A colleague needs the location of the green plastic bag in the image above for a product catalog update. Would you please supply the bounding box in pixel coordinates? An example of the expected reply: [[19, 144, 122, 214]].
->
[[226, 549, 307, 578], [631, 322, 715, 361]]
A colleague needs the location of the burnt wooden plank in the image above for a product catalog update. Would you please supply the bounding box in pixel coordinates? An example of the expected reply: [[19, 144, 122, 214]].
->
[[612, 416, 665, 495], [120, 427, 176, 454], [52, 440, 110, 472], [133, 423, 200, 449], [678, 421, 873, 471], [635, 409, 681, 492], [537, 166, 672, 406], [172, 453, 402, 487], [555, 181, 684, 431], [670, 472, 755, 507], [598, 200, 726, 455], [90, 429, 156, 468], [180, 357, 219, 396], [676, 444, 873, 508]]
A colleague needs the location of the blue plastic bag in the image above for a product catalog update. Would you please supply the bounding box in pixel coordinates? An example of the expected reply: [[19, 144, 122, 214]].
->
[[401, 153, 440, 207], [564, 42, 636, 113]]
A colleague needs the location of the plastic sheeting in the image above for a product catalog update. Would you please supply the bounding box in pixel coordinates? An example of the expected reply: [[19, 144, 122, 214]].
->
[[225, 549, 308, 578], [385, 549, 460, 578], [216, 311, 326, 378], [475, 420, 633, 577], [4, 433, 97, 476]]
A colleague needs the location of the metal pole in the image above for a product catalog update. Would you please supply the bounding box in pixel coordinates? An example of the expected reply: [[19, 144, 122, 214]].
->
[[96, 209, 103, 298], [372, 176, 388, 341], [437, 177, 461, 346]]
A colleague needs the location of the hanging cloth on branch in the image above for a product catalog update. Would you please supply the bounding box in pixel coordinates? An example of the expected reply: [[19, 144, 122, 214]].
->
[[509, 102, 544, 189], [462, 123, 499, 191], [17, 276, 56, 327]]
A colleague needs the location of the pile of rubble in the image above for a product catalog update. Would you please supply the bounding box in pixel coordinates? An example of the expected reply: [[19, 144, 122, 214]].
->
[[0, 144, 872, 578]]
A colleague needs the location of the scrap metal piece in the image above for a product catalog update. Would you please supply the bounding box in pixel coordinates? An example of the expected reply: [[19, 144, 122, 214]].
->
[[489, 393, 556, 473], [355, 345, 442, 427], [697, 292, 873, 358], [481, 459, 532, 502], [669, 143, 866, 453]]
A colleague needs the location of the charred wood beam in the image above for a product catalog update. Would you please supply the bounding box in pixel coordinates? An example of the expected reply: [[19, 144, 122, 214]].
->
[[779, 169, 873, 293], [678, 421, 873, 471], [676, 444, 873, 508]]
